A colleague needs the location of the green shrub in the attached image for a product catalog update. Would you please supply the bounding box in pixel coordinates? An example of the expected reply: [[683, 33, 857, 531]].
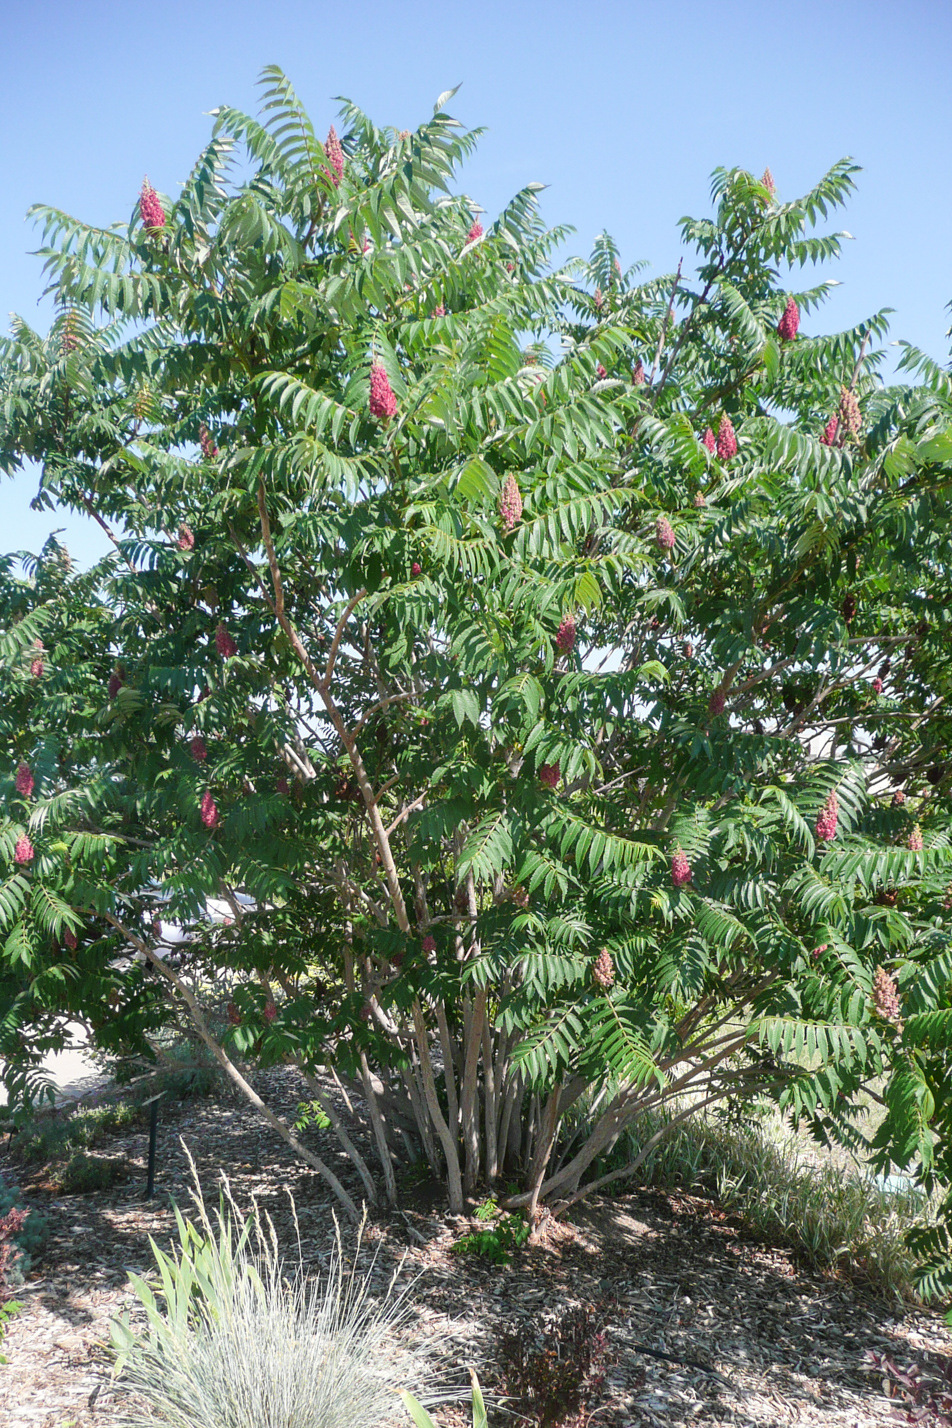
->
[[58, 1151, 132, 1195]]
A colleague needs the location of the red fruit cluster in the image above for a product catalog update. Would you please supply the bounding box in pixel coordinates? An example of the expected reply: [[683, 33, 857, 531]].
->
[[200, 790, 219, 828], [15, 763, 34, 798], [716, 416, 737, 461], [893, 789, 906, 806], [811, 943, 828, 962], [596, 364, 607, 379], [908, 824, 924, 852], [839, 387, 861, 437], [816, 791, 838, 842], [177, 523, 195, 552], [555, 614, 576, 654], [777, 297, 799, 342], [14, 834, 34, 865], [189, 736, 208, 763], [761, 167, 776, 196], [465, 220, 484, 245], [683, 641, 694, 658], [820, 416, 839, 446], [431, 304, 446, 317], [227, 1001, 242, 1026], [63, 928, 77, 951], [198, 424, 218, 459], [708, 688, 726, 717], [263, 1000, 278, 1023], [593, 287, 603, 310], [30, 639, 44, 679], [216, 623, 237, 659], [592, 948, 615, 988], [701, 428, 716, 453], [499, 474, 523, 532], [871, 677, 883, 694], [108, 671, 124, 700], [422, 934, 437, 955], [539, 762, 561, 788], [411, 562, 422, 577], [655, 516, 676, 551], [872, 966, 902, 1027], [632, 359, 646, 385], [694, 491, 707, 507], [324, 125, 344, 186], [139, 178, 166, 229], [369, 363, 397, 420], [671, 848, 693, 888]]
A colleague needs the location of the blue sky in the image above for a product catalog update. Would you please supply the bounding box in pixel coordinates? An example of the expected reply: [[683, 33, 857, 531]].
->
[[2, 0, 950, 568]]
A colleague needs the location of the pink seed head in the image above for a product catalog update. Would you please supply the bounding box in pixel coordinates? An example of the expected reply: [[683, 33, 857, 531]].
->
[[892, 789, 906, 806], [108, 671, 123, 700], [716, 416, 737, 461], [592, 948, 615, 988], [411, 562, 422, 577], [683, 641, 694, 658], [189, 735, 208, 762], [816, 791, 838, 843], [539, 762, 561, 788], [820, 415, 839, 447], [655, 516, 676, 551], [777, 297, 800, 343], [701, 427, 716, 453], [596, 363, 607, 379], [431, 304, 446, 317], [761, 167, 776, 196], [200, 790, 219, 828], [871, 677, 883, 694], [422, 934, 437, 955], [671, 848, 692, 888], [811, 943, 828, 962], [15, 763, 34, 798], [632, 359, 646, 386], [63, 928, 77, 950], [14, 834, 34, 865], [465, 220, 484, 245], [139, 178, 166, 229], [593, 287, 603, 310], [708, 688, 726, 717], [369, 363, 397, 420], [324, 125, 344, 185], [499, 474, 523, 532], [177, 523, 195, 551], [263, 1000, 278, 1023], [555, 614, 576, 654], [215, 623, 237, 659], [198, 424, 218, 460], [872, 966, 902, 1026], [694, 490, 707, 507], [908, 823, 924, 852], [839, 387, 861, 437], [30, 655, 44, 678], [227, 1001, 242, 1026]]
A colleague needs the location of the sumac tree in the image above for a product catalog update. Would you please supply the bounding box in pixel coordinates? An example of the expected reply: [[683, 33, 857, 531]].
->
[[2, 71, 952, 1251]]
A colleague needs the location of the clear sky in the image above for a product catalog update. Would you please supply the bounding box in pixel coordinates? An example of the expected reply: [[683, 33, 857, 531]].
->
[[2, 0, 950, 568]]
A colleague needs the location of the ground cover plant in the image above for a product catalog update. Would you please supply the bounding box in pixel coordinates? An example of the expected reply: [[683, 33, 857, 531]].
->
[[2, 68, 952, 1298]]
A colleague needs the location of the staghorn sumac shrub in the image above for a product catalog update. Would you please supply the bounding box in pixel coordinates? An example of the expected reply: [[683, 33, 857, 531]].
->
[[2, 71, 952, 1273]]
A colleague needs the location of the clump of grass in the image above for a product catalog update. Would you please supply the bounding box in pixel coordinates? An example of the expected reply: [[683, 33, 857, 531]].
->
[[607, 1108, 937, 1303], [109, 1152, 427, 1428], [9, 1099, 144, 1166]]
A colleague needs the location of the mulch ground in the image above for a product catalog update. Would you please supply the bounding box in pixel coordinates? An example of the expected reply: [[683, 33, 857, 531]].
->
[[1, 1066, 950, 1427]]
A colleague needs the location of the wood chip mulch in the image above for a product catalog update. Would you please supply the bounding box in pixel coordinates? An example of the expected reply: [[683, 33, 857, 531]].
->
[[1, 1066, 950, 1427]]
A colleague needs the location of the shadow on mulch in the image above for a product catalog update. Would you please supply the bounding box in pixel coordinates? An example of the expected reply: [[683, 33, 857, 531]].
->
[[0, 1065, 949, 1428]]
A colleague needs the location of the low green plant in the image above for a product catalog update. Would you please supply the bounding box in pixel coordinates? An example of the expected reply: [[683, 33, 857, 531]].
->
[[452, 1207, 530, 1265], [109, 1152, 425, 1428], [0, 1184, 49, 1285], [402, 1371, 488, 1428], [58, 1152, 132, 1195]]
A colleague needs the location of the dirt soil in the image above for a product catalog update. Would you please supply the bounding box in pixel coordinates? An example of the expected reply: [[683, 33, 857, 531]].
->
[[1, 1065, 950, 1428]]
